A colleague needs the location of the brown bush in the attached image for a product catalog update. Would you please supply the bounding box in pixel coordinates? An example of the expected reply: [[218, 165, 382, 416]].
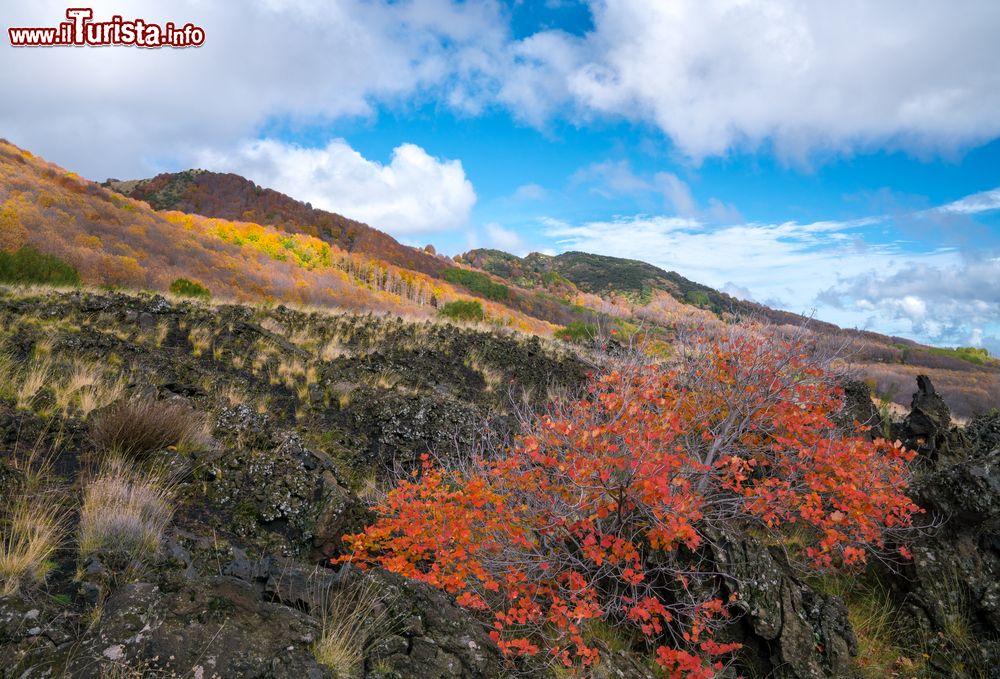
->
[[90, 397, 203, 458]]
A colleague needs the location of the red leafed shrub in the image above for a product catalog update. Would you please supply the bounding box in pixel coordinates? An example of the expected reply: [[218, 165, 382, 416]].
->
[[340, 325, 920, 676]]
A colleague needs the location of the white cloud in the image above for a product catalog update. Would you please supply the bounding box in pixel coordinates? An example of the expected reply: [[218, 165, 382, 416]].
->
[[0, 0, 506, 178], [510, 183, 547, 202], [936, 187, 1000, 215], [516, 0, 1000, 160], [196, 138, 476, 235], [821, 256, 1000, 348], [5, 0, 1000, 177], [484, 222, 526, 253]]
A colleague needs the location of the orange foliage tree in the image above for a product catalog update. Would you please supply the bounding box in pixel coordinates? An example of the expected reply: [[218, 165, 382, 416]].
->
[[340, 325, 920, 677]]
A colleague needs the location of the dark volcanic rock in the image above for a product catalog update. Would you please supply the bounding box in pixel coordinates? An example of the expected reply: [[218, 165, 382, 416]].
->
[[711, 530, 857, 679], [901, 374, 953, 458], [880, 377, 1000, 676], [68, 577, 329, 678], [834, 378, 884, 437]]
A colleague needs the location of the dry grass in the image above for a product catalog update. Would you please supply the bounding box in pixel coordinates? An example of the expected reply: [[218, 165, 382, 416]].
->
[[52, 362, 127, 417], [0, 498, 66, 595], [90, 397, 204, 458], [78, 458, 175, 569], [319, 339, 351, 361], [464, 351, 505, 393], [0, 350, 16, 400], [187, 326, 214, 358], [221, 384, 248, 406], [53, 361, 102, 410], [16, 356, 50, 410], [78, 377, 127, 418], [313, 574, 397, 676]]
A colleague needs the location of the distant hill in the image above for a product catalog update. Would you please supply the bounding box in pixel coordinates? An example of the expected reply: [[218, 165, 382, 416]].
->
[[104, 170, 449, 279], [457, 248, 838, 330], [104, 172, 603, 329]]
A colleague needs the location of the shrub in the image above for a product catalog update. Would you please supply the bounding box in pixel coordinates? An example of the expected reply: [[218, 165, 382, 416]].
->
[[0, 245, 81, 287], [169, 277, 211, 300], [684, 290, 710, 308], [78, 458, 173, 569], [439, 299, 485, 322], [554, 320, 597, 344], [342, 324, 920, 674], [442, 268, 510, 302], [90, 397, 203, 458]]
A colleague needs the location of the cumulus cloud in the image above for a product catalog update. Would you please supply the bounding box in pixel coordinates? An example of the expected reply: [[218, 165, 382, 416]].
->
[[0, 0, 506, 178], [197, 139, 476, 235], [484, 222, 527, 253], [7, 0, 1000, 178], [517, 0, 1000, 160], [820, 256, 1000, 348]]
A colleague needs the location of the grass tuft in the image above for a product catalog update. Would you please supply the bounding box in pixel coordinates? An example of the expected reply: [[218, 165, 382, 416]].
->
[[0, 498, 66, 595], [313, 574, 397, 676], [78, 457, 174, 569], [90, 397, 203, 458], [16, 356, 50, 410]]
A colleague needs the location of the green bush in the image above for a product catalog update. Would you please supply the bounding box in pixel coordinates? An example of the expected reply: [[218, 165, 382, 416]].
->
[[0, 245, 81, 287], [442, 268, 510, 302], [169, 277, 211, 300], [439, 300, 485, 322], [555, 320, 597, 344], [684, 290, 710, 308]]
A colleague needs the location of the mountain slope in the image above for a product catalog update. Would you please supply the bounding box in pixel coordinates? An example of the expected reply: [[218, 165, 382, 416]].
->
[[105, 171, 607, 329], [457, 248, 835, 328], [105, 170, 449, 278], [1, 139, 997, 418], [0, 139, 554, 333]]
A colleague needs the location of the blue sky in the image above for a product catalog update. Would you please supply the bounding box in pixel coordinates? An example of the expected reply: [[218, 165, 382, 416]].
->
[[2, 0, 999, 352]]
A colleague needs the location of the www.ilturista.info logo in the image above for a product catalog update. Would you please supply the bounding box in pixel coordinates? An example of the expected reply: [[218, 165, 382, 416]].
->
[[8, 8, 205, 48]]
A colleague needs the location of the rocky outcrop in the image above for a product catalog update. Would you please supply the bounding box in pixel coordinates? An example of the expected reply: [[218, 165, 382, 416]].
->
[[883, 379, 1000, 676], [899, 374, 954, 459], [712, 531, 858, 679], [834, 378, 884, 436]]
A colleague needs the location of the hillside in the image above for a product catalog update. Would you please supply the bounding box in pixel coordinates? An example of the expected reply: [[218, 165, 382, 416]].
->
[[1, 287, 998, 677], [459, 248, 843, 328], [105, 170, 450, 279], [0, 139, 556, 335], [104, 171, 599, 329], [1, 138, 997, 418]]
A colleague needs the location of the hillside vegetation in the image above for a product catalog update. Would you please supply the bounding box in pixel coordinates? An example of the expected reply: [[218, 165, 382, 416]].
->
[[1, 138, 997, 418], [0, 140, 553, 335]]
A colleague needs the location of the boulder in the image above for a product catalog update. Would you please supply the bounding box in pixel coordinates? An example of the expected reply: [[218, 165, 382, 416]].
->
[[711, 530, 857, 679]]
